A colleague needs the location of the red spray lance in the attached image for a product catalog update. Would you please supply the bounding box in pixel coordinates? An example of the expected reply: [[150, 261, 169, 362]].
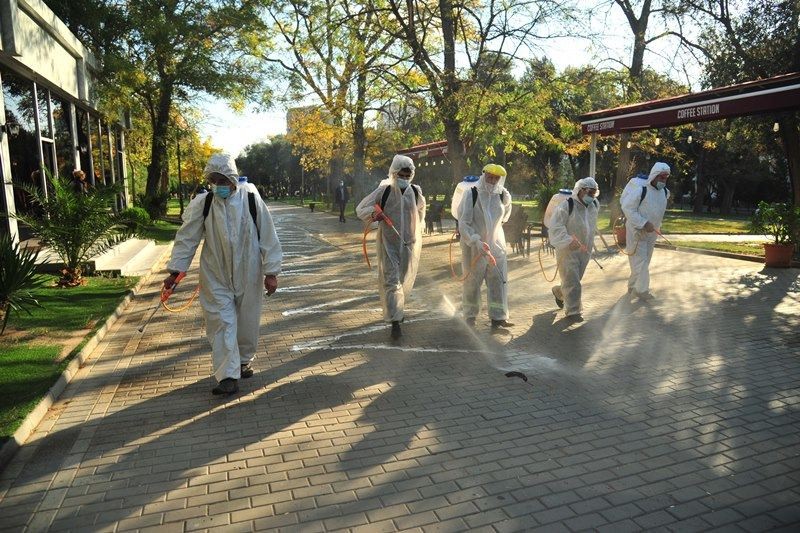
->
[[138, 272, 186, 333], [373, 204, 413, 250], [361, 204, 412, 269]]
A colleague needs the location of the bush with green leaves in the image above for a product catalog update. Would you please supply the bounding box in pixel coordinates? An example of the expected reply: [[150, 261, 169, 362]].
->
[[11, 175, 138, 287], [136, 192, 170, 219], [0, 233, 44, 334], [119, 207, 152, 232], [752, 201, 800, 245]]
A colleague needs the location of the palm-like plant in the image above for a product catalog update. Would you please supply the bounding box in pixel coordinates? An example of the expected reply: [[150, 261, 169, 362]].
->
[[12, 175, 138, 286], [0, 233, 44, 334]]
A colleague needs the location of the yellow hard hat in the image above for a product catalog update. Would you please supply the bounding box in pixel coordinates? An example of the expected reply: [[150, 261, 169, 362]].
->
[[482, 163, 507, 177]]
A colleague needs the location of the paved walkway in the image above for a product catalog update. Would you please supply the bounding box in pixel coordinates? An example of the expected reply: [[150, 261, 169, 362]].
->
[[1, 204, 799, 532]]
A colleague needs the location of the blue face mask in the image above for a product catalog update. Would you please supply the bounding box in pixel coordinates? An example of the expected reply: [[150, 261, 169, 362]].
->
[[212, 184, 232, 199], [654, 181, 666, 190], [396, 178, 410, 189]]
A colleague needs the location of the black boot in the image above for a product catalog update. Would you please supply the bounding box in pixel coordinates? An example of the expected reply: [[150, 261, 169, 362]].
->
[[240, 364, 254, 379], [212, 378, 238, 395], [491, 319, 515, 330], [390, 321, 402, 339]]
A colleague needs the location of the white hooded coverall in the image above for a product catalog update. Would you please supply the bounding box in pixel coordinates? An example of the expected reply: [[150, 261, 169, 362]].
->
[[620, 162, 670, 295], [167, 154, 282, 382], [548, 180, 599, 317], [356, 155, 426, 322], [458, 173, 512, 320]]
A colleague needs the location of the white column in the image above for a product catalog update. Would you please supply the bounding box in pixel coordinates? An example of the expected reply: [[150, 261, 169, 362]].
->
[[589, 133, 597, 178]]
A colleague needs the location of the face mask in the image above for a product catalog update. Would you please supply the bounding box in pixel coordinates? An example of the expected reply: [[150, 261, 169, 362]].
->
[[396, 178, 410, 189], [654, 181, 666, 190], [212, 184, 232, 199]]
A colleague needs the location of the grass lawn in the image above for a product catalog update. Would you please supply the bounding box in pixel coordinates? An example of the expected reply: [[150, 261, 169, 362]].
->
[[0, 275, 139, 441], [511, 202, 750, 234], [672, 240, 765, 257], [140, 219, 181, 243]]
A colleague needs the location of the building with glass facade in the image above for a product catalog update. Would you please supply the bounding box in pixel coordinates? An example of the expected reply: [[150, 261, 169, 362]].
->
[[0, 0, 129, 244]]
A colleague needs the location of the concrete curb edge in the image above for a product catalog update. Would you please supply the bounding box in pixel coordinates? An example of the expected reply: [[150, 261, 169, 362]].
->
[[0, 242, 175, 471]]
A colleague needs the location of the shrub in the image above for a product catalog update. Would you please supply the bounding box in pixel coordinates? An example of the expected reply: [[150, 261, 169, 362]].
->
[[119, 207, 152, 232], [137, 192, 170, 219], [0, 233, 45, 334]]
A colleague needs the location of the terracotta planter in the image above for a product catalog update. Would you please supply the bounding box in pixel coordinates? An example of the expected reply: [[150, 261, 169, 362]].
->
[[614, 226, 627, 247], [763, 242, 794, 267]]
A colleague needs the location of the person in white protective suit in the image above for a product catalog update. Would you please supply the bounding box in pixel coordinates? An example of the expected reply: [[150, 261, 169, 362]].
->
[[548, 177, 600, 322], [620, 161, 670, 301], [458, 163, 513, 331], [356, 155, 425, 340], [163, 154, 282, 396]]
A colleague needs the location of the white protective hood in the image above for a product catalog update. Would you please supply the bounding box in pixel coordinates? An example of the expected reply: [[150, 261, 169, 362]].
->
[[204, 153, 239, 185]]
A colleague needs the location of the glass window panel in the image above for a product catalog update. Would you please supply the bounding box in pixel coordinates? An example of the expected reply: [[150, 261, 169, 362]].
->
[[52, 97, 73, 179], [42, 141, 56, 180], [2, 69, 41, 217], [90, 117, 104, 185], [76, 108, 92, 180], [36, 85, 52, 139], [102, 123, 114, 183]]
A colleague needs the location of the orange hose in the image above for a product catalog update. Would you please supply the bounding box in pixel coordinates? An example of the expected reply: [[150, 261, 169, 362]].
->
[[362, 222, 376, 269]]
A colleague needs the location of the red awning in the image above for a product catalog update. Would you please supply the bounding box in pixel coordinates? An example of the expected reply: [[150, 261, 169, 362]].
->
[[397, 140, 449, 159], [580, 72, 800, 135]]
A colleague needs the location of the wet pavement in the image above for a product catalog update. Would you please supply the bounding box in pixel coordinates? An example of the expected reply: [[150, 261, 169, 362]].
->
[[1, 203, 799, 532]]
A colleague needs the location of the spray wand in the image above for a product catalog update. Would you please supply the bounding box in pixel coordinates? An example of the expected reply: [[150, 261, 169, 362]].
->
[[138, 272, 186, 333], [373, 204, 413, 249], [654, 228, 674, 246]]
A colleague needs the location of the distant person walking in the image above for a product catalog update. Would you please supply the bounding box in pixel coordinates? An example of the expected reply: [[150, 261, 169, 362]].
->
[[335, 180, 349, 222], [620, 162, 670, 301]]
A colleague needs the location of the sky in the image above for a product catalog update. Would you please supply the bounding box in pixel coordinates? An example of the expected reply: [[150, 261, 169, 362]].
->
[[197, 5, 701, 158]]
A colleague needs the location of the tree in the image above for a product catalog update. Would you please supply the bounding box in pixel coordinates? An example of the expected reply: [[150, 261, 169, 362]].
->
[[381, 0, 574, 182], [48, 1, 272, 215], [670, 0, 800, 205]]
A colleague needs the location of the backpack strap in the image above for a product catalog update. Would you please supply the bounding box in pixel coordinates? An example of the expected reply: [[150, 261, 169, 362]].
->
[[248, 192, 260, 240], [202, 192, 214, 218], [472, 188, 506, 207], [639, 185, 647, 206], [382, 184, 420, 210], [567, 197, 574, 216], [380, 186, 392, 210], [202, 191, 260, 241]]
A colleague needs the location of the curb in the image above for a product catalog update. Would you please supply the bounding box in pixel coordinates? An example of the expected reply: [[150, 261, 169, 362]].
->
[[0, 242, 174, 471], [655, 242, 800, 267]]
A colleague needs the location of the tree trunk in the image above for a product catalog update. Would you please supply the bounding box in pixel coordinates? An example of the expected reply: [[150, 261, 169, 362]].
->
[[720, 184, 735, 215], [352, 71, 368, 202], [693, 150, 707, 214], [780, 113, 800, 206], [146, 82, 173, 197], [443, 116, 467, 182]]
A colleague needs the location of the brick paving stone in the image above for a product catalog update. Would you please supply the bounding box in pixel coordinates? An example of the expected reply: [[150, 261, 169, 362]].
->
[[0, 205, 798, 532]]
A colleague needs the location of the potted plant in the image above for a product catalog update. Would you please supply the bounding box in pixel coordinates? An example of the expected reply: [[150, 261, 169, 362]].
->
[[752, 201, 799, 267]]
